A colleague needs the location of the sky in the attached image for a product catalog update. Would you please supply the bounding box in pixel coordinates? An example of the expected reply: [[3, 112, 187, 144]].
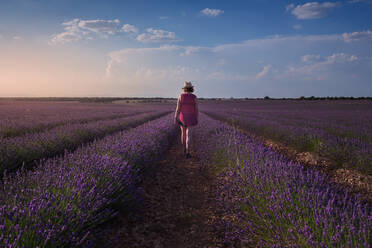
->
[[0, 0, 371, 98]]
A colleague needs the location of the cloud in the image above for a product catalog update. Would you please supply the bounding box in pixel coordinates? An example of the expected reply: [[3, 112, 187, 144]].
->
[[78, 19, 120, 35], [104, 32, 371, 97], [284, 53, 358, 80], [107, 33, 350, 77], [105, 45, 180, 77], [121, 24, 138, 33], [136, 28, 180, 43], [287, 2, 340, 20], [342, 30, 372, 42], [51, 19, 182, 45], [159, 16, 169, 20], [180, 46, 206, 56], [12, 36, 22, 40], [256, 65, 272, 79], [293, 24, 303, 30], [200, 8, 224, 17], [302, 54, 321, 63], [49, 31, 82, 45], [50, 18, 122, 45], [212, 34, 340, 52], [349, 55, 358, 62], [326, 53, 358, 63]]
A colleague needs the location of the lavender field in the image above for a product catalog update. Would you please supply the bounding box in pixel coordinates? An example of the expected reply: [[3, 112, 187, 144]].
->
[[201, 100, 372, 176], [0, 100, 370, 247], [193, 113, 371, 247]]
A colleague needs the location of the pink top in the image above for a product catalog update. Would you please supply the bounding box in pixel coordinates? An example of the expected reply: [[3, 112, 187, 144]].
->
[[178, 93, 198, 126]]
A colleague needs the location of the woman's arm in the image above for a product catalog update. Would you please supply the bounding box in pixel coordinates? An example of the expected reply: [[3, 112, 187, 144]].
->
[[174, 95, 181, 124]]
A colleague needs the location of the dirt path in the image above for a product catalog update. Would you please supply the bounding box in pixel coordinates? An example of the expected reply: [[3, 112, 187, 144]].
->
[[107, 138, 225, 248]]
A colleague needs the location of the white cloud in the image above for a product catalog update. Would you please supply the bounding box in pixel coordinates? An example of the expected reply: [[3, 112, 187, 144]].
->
[[105, 45, 180, 77], [50, 18, 122, 45], [121, 24, 138, 33], [302, 54, 321, 63], [180, 46, 206, 56], [212, 34, 340, 52], [293, 24, 303, 30], [62, 19, 80, 32], [200, 8, 224, 17], [104, 32, 370, 97], [49, 31, 82, 45], [136, 28, 180, 43], [283, 53, 358, 80], [342, 30, 372, 42], [51, 19, 185, 45], [326, 53, 358, 63], [159, 16, 169, 20], [256, 65, 272, 79], [12, 36, 22, 40], [288, 2, 340, 20], [78, 19, 120, 35], [349, 55, 358, 62]]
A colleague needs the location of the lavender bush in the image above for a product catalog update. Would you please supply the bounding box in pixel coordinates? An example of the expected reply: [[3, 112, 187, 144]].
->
[[193, 114, 371, 247], [202, 100, 372, 175], [0, 111, 169, 175], [0, 100, 165, 138], [0, 114, 177, 247]]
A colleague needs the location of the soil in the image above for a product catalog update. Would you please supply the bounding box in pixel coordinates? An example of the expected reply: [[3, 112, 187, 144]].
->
[[103, 139, 225, 248]]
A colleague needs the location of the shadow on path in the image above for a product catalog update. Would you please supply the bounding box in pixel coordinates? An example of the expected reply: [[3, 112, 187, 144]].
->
[[110, 138, 224, 248]]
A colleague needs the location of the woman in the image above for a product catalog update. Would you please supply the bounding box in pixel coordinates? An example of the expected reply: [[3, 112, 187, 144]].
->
[[174, 81, 199, 158]]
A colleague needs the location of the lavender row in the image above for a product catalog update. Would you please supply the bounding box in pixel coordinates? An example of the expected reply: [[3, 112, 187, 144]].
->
[[0, 100, 151, 138], [0, 114, 178, 247], [0, 111, 148, 139], [0, 100, 173, 138], [0, 111, 169, 176], [193, 114, 371, 247], [204, 110, 372, 175]]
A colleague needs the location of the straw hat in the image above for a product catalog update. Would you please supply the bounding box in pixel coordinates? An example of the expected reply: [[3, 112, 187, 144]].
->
[[182, 81, 194, 89]]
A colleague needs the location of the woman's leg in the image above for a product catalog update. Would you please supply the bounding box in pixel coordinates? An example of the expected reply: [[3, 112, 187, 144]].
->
[[186, 126, 192, 153], [181, 126, 187, 149]]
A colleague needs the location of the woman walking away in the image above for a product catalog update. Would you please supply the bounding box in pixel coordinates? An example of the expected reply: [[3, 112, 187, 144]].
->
[[174, 81, 199, 158]]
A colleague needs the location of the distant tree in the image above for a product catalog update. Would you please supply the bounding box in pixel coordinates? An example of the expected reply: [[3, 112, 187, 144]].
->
[[264, 96, 270, 100]]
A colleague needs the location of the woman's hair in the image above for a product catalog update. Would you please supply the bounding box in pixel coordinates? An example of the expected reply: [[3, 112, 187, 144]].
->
[[183, 87, 194, 93]]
